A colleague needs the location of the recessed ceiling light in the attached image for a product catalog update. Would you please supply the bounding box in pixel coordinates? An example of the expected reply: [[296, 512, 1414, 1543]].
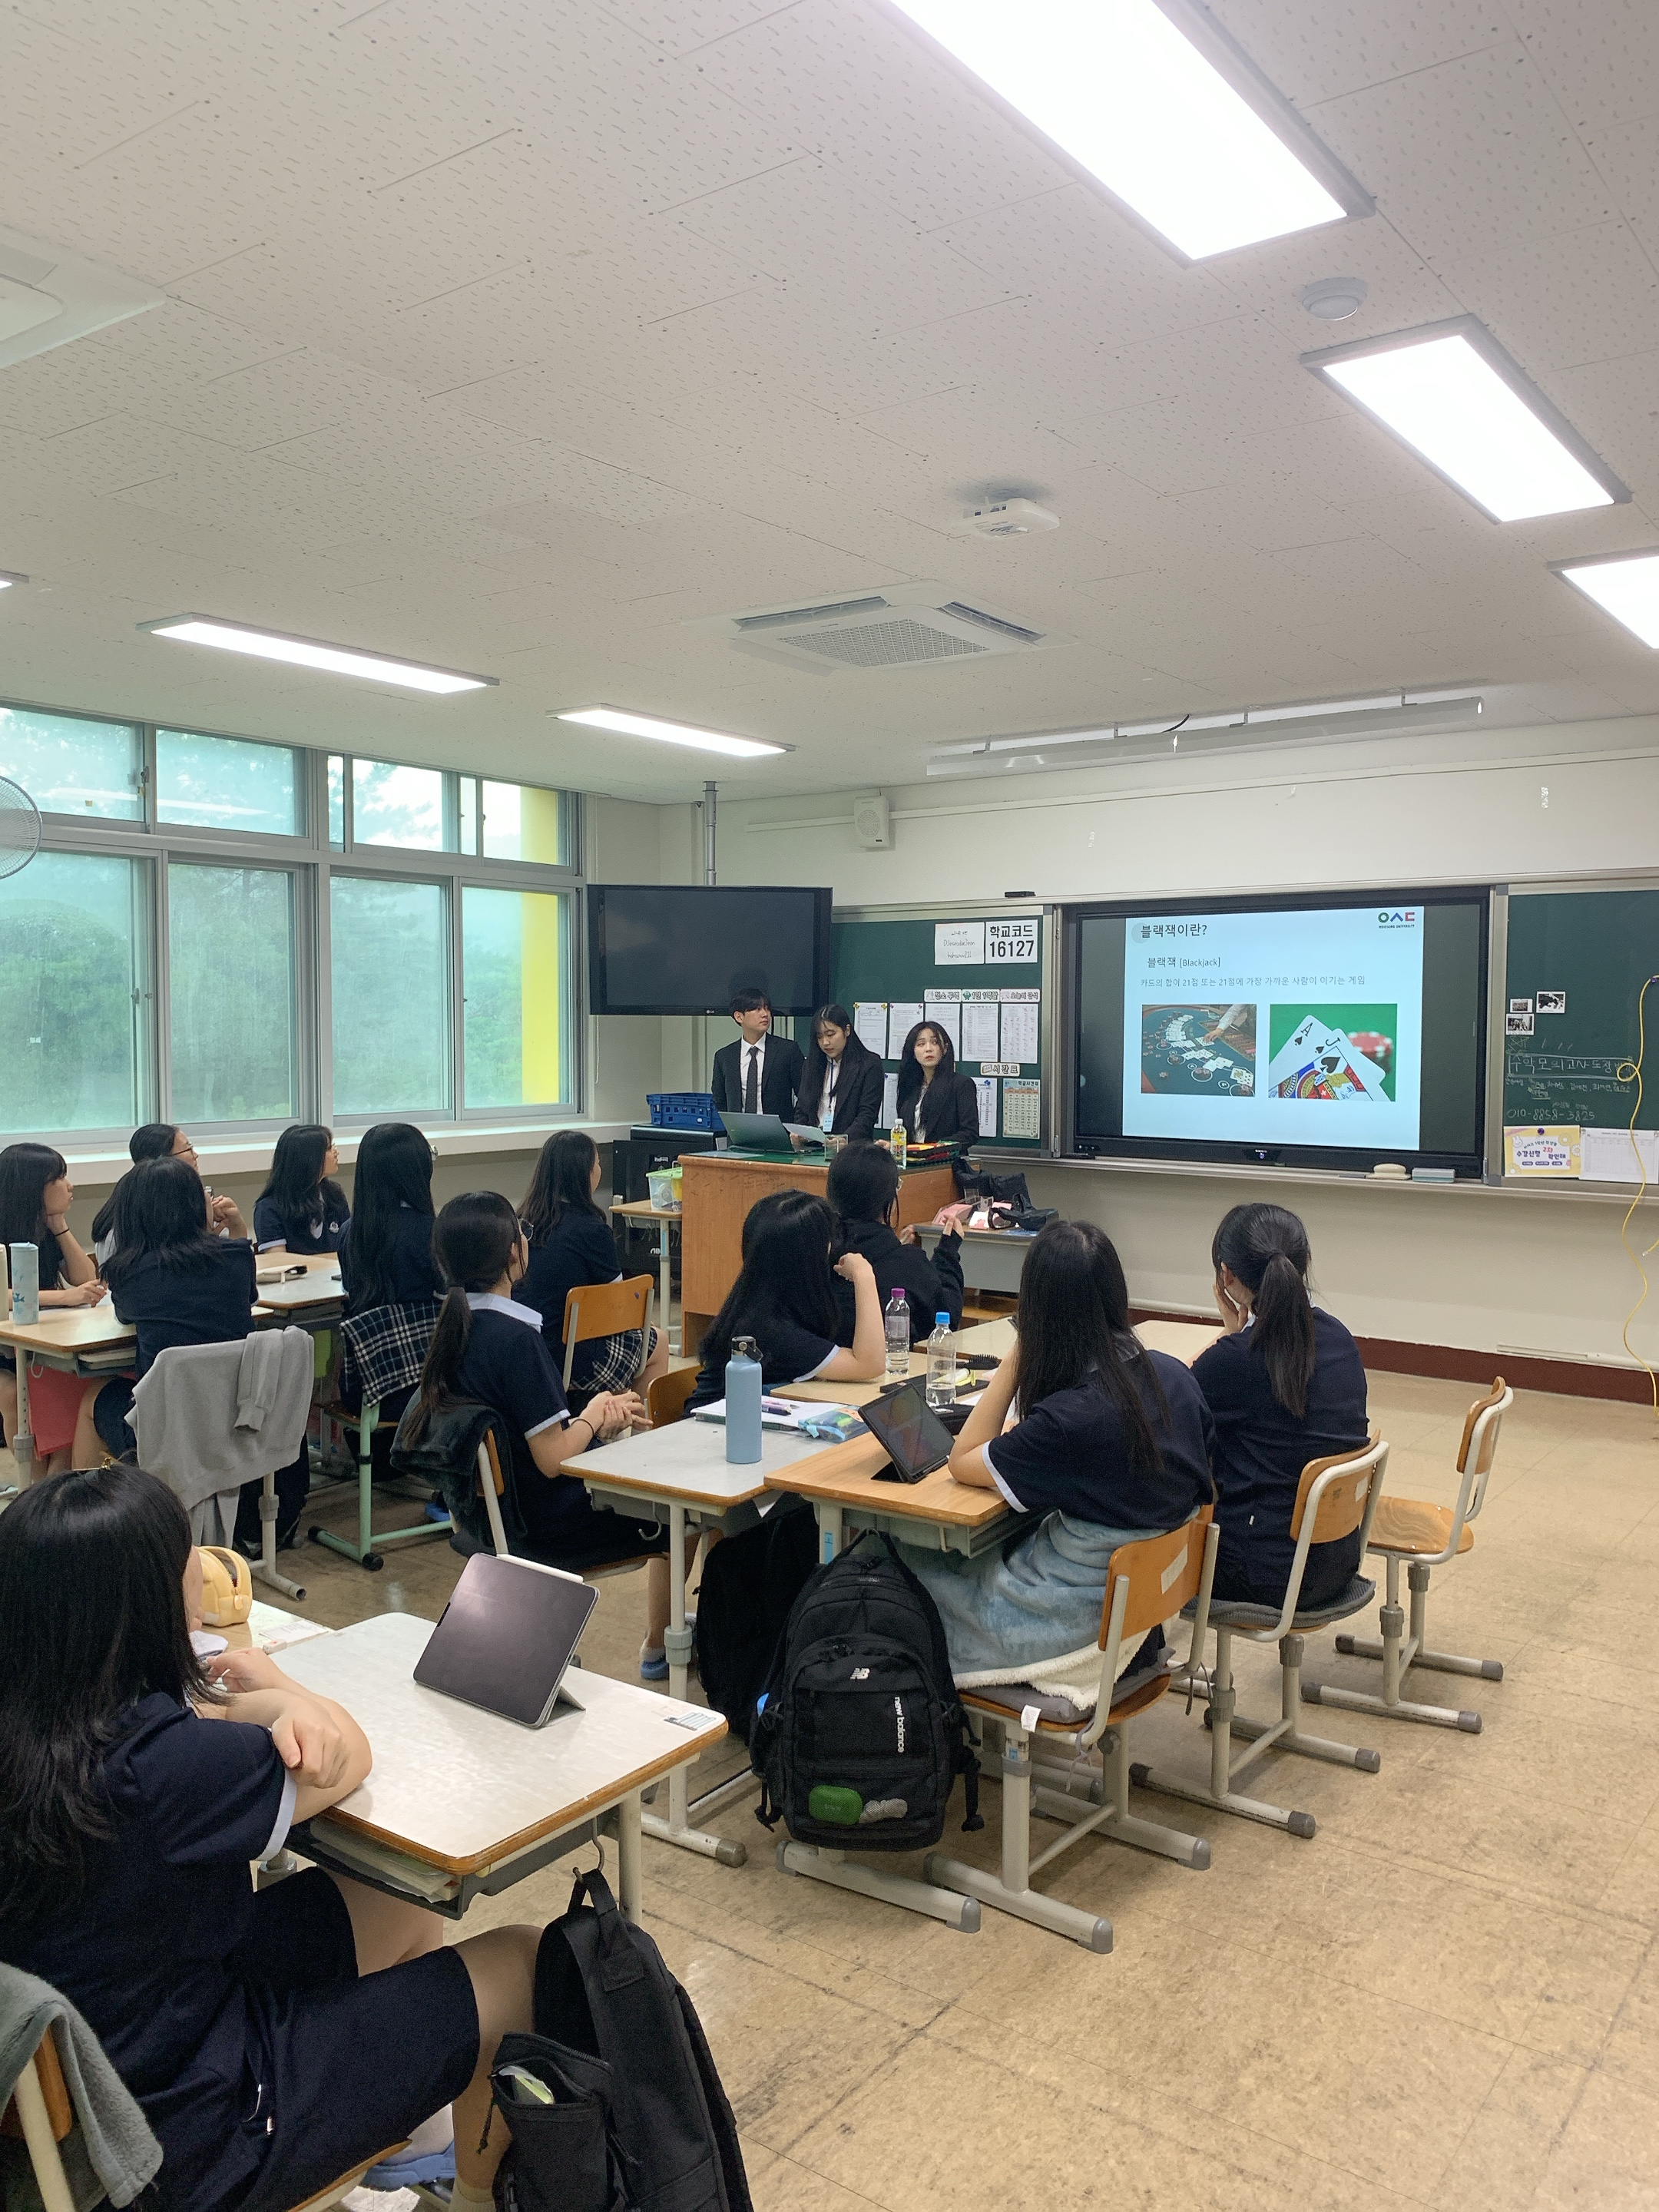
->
[[1552, 551, 1659, 649], [886, 0, 1370, 260], [138, 615, 495, 693], [1305, 316, 1629, 523], [555, 707, 790, 759], [0, 571, 25, 589], [1300, 276, 1367, 321]]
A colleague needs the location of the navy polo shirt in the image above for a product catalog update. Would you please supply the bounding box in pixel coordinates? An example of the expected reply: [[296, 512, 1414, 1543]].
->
[[110, 1240, 258, 1378], [453, 1295, 584, 1547], [985, 1345, 1215, 1530]]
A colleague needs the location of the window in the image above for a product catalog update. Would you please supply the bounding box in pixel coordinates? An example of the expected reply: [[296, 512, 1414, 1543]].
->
[[168, 863, 298, 1123], [481, 780, 572, 865], [463, 886, 571, 1108], [0, 852, 146, 1134], [351, 759, 445, 849], [331, 876, 451, 1114], [157, 730, 303, 836], [327, 756, 346, 849], [0, 707, 142, 820]]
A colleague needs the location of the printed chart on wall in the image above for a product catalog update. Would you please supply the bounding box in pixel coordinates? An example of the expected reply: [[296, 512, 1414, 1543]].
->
[[1503, 887, 1659, 1181], [832, 912, 1045, 1148]]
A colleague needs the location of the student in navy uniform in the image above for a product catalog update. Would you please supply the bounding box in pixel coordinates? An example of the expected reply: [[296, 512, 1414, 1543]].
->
[[826, 1141, 970, 1344], [687, 1188, 885, 1410], [405, 1190, 675, 1674], [84, 1156, 311, 1548], [515, 1130, 669, 1411], [900, 1219, 1214, 1690], [0, 1465, 541, 2212], [91, 1124, 247, 1265], [794, 1002, 885, 1142], [338, 1121, 442, 1317], [710, 988, 805, 1122], [253, 1124, 349, 1254], [0, 1142, 109, 1479], [895, 1020, 982, 1150], [1193, 1202, 1369, 1612]]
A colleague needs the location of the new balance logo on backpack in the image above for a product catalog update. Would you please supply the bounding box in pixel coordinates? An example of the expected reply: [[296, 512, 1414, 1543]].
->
[[750, 1532, 982, 1852]]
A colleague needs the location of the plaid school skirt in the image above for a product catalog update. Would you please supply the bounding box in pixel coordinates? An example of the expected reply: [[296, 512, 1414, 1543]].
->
[[572, 1324, 658, 1398]]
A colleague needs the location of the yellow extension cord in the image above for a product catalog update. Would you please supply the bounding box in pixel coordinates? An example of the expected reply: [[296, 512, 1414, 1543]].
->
[[1615, 974, 1659, 1415]]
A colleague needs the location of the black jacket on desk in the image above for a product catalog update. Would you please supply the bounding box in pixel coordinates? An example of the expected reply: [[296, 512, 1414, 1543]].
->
[[831, 1218, 964, 1343], [799, 1041, 885, 1142], [900, 1070, 981, 1148], [1193, 1307, 1370, 1611], [711, 1035, 805, 1121]]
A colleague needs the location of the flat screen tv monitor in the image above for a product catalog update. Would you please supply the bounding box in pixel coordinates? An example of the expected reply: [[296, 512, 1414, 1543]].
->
[[1068, 889, 1488, 1175], [587, 883, 833, 1017]]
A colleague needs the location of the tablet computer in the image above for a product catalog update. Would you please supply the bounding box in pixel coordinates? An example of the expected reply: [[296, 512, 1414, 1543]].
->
[[860, 1378, 955, 1484], [413, 1553, 596, 1727]]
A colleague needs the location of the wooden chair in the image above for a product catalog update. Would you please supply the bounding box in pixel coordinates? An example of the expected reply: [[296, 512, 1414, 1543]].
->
[[560, 1276, 653, 1395], [1304, 1380, 1512, 1734], [922, 1509, 1219, 1951], [475, 1428, 662, 1588], [648, 1366, 698, 1427], [1131, 1439, 1388, 1839]]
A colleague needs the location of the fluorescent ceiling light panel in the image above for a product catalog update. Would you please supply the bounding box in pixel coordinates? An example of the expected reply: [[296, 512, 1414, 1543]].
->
[[556, 707, 788, 759], [1305, 316, 1629, 522], [141, 616, 495, 694], [886, 0, 1368, 260], [1552, 551, 1659, 649]]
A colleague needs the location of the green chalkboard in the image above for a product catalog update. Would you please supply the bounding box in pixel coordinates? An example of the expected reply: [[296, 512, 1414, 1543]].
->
[[1504, 889, 1659, 1129], [830, 914, 1045, 1148]]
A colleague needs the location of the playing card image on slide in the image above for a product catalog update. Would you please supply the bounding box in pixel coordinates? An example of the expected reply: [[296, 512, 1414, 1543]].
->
[[1268, 1005, 1396, 1102], [1141, 1004, 1256, 1096]]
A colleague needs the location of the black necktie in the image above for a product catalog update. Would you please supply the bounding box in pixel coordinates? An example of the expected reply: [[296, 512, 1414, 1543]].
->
[[743, 1045, 760, 1113]]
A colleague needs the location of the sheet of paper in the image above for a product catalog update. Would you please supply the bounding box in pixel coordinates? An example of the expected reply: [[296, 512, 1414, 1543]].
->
[[985, 916, 1038, 962], [1581, 1126, 1659, 1181], [973, 1077, 998, 1137], [935, 920, 985, 965], [853, 1001, 889, 1056], [886, 1000, 923, 1055], [999, 998, 1039, 1063], [922, 995, 962, 1055], [960, 997, 1000, 1060], [881, 1071, 899, 1126], [1503, 1124, 1581, 1177], [1002, 1080, 1041, 1140]]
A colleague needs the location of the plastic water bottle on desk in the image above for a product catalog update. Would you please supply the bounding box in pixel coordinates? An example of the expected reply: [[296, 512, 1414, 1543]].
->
[[889, 1120, 907, 1171], [725, 1335, 763, 1464], [883, 1288, 911, 1378], [926, 1313, 957, 1411]]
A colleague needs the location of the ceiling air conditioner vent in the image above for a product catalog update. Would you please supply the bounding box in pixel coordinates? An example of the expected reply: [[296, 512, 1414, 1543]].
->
[[694, 583, 1065, 675]]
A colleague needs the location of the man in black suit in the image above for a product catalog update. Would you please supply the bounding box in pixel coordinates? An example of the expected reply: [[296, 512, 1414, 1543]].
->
[[710, 989, 805, 1122]]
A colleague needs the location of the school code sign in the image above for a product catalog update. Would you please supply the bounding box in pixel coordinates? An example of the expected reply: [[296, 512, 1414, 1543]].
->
[[985, 918, 1038, 962]]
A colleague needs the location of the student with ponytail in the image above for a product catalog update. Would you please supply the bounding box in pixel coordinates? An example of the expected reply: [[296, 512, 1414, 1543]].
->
[[1193, 1203, 1369, 1610]]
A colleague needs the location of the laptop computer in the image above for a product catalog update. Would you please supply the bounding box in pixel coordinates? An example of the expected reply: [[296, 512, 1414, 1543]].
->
[[413, 1553, 596, 1727], [717, 1109, 826, 1150], [860, 1377, 956, 1484]]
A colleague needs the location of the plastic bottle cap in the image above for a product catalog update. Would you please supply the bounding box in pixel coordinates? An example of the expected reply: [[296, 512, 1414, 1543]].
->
[[936, 1313, 950, 1326]]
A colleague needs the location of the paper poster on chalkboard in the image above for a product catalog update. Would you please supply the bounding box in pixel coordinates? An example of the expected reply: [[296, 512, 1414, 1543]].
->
[[935, 921, 985, 965], [973, 1077, 998, 1136], [853, 1002, 889, 1056], [960, 997, 1000, 1061]]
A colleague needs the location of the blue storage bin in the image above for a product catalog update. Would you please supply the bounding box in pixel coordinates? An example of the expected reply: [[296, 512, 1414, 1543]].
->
[[647, 1091, 718, 1131]]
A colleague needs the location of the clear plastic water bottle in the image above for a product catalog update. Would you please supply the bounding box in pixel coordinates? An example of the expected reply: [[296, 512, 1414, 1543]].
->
[[724, 1335, 763, 1464], [883, 1288, 911, 1378], [926, 1312, 957, 1411]]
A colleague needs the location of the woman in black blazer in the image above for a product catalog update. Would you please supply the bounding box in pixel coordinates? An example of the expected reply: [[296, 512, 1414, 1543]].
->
[[896, 1020, 981, 1149], [796, 1002, 885, 1141]]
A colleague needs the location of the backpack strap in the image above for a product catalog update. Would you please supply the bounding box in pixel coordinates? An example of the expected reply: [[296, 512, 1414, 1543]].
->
[[569, 1868, 646, 1992]]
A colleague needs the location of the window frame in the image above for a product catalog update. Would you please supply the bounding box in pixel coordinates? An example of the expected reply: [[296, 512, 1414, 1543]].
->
[[2, 698, 585, 1144]]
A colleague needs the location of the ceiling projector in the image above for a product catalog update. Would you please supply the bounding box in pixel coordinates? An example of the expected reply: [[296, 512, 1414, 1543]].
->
[[956, 498, 1059, 537]]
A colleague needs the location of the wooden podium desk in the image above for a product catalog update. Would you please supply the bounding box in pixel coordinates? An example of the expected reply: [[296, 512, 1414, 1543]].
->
[[677, 1149, 956, 1353]]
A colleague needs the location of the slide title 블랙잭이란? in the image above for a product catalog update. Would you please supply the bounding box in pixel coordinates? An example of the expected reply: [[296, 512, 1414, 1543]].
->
[[1121, 906, 1424, 1150]]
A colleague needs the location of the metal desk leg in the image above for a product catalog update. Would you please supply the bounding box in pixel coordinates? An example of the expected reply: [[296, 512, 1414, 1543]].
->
[[661, 1221, 678, 1357], [8, 1356, 35, 1487], [614, 1791, 643, 1922], [252, 1467, 305, 1601], [641, 1502, 747, 1866]]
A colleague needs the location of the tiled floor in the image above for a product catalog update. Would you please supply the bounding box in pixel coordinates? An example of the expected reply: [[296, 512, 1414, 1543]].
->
[[12, 1372, 1659, 2209]]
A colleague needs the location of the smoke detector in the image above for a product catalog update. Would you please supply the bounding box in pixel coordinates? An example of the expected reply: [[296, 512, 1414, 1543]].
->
[[0, 226, 164, 372], [692, 582, 1066, 674], [1300, 276, 1368, 322], [955, 498, 1059, 537]]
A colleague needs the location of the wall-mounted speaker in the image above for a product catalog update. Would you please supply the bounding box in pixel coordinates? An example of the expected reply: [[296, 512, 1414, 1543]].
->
[[853, 791, 891, 849]]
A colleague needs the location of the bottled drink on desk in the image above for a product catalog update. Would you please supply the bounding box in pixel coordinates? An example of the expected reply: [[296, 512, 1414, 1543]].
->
[[889, 1120, 907, 1171], [725, 1335, 762, 1464], [926, 1313, 957, 1411], [883, 1288, 911, 1378]]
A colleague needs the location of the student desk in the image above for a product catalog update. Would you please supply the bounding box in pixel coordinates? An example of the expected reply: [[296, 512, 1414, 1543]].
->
[[565, 1417, 833, 1864], [279, 1612, 725, 1921], [609, 1197, 680, 1356], [253, 1251, 346, 1322], [774, 1314, 1018, 1407], [912, 1220, 1035, 1296], [677, 1151, 955, 1354]]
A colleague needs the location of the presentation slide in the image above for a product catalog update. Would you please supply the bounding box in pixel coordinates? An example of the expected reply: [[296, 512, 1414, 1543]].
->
[[1120, 906, 1425, 1149]]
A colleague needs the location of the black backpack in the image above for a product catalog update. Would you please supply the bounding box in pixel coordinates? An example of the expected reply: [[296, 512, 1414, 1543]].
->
[[750, 1532, 982, 1852], [488, 1866, 750, 2212], [694, 1495, 819, 1744]]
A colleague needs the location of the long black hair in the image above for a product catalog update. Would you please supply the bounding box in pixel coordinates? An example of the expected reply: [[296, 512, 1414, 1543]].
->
[[0, 1466, 211, 1923], [894, 1020, 959, 1128], [1212, 1203, 1317, 1419], [1014, 1219, 1167, 1472], [345, 1121, 435, 1313], [796, 1002, 875, 1124], [520, 1130, 602, 1243], [698, 1189, 839, 1375], [91, 1124, 182, 1250], [0, 1143, 69, 1288], [406, 1191, 521, 1443], [826, 1140, 900, 1231], [259, 1124, 345, 1236], [102, 1156, 221, 1289]]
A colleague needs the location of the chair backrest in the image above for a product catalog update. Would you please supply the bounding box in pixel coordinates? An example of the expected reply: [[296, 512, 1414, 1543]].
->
[[648, 1366, 698, 1427], [1290, 1435, 1388, 1547], [1, 2031, 71, 2144], [1454, 1378, 1511, 1529], [1098, 1507, 1214, 1648], [562, 1275, 652, 1348], [477, 1428, 509, 1556]]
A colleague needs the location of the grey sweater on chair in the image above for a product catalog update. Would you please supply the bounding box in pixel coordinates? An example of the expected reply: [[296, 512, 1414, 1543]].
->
[[0, 1965, 162, 2211]]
